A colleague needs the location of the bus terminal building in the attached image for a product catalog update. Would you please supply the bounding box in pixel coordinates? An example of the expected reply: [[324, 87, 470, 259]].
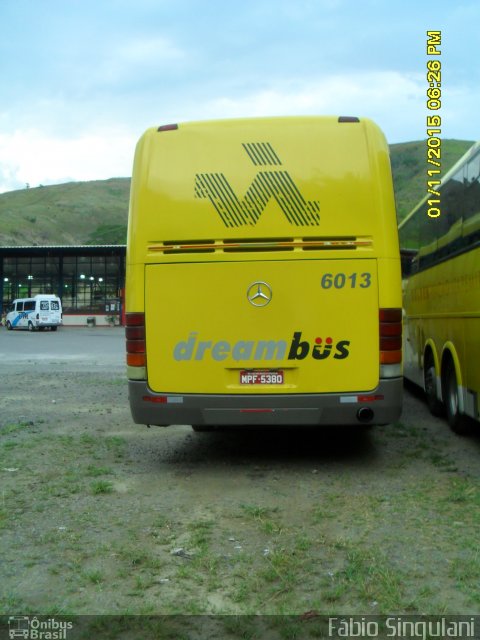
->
[[0, 245, 126, 326]]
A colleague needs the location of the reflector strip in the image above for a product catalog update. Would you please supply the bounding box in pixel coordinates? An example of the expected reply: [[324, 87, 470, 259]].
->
[[142, 396, 184, 404], [358, 395, 384, 402], [340, 395, 384, 403]]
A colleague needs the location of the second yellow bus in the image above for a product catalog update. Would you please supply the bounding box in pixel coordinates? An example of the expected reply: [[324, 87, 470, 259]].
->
[[400, 141, 480, 434]]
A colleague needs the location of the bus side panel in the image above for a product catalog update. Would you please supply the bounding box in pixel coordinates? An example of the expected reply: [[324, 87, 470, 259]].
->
[[403, 250, 478, 401], [460, 248, 480, 418]]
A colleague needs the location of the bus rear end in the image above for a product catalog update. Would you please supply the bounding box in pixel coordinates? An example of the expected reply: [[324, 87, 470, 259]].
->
[[126, 116, 402, 428]]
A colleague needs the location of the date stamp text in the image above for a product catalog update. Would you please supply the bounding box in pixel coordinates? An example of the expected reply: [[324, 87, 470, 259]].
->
[[426, 30, 442, 218]]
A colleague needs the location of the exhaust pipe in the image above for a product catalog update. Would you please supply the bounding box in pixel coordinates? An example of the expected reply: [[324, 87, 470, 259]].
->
[[357, 407, 374, 424]]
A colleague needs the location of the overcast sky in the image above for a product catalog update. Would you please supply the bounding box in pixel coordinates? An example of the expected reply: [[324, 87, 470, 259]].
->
[[0, 0, 478, 193]]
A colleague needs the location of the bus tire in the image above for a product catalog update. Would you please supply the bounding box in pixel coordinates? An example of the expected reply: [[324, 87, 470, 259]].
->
[[51, 326, 58, 331], [28, 321, 35, 332], [6, 321, 12, 330], [424, 359, 443, 417], [443, 362, 472, 435]]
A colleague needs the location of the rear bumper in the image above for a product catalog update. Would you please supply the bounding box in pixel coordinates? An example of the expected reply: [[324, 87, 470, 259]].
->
[[35, 319, 62, 326], [36, 322, 62, 327], [128, 378, 403, 427]]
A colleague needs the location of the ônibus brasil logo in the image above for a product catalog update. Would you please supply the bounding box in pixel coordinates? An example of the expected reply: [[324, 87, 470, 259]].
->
[[174, 331, 350, 362]]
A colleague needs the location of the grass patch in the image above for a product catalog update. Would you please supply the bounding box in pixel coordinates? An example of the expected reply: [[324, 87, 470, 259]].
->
[[188, 519, 214, 549], [91, 480, 114, 495], [0, 421, 34, 435], [445, 477, 479, 504], [86, 465, 113, 477], [82, 568, 105, 585], [240, 503, 282, 534]]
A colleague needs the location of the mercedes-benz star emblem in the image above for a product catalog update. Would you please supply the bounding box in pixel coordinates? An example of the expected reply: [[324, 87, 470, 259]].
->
[[247, 281, 272, 307]]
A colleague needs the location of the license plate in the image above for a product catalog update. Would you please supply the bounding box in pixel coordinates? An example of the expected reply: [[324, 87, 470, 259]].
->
[[240, 370, 284, 385]]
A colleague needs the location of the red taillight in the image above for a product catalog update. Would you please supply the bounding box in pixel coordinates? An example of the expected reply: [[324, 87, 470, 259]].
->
[[379, 308, 402, 323], [379, 322, 401, 336], [126, 340, 145, 353], [379, 308, 402, 365], [126, 313, 145, 326], [126, 313, 146, 367], [380, 336, 402, 350], [126, 326, 145, 340]]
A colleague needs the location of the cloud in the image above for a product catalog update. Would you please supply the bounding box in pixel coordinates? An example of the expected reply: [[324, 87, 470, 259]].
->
[[198, 71, 425, 142], [1, 68, 475, 194], [0, 128, 137, 193]]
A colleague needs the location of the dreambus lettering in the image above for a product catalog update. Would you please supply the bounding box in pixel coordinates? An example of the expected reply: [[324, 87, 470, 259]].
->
[[173, 331, 350, 362]]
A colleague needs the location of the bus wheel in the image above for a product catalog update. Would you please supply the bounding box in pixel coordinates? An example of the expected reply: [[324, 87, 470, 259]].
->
[[424, 360, 443, 416], [443, 362, 472, 435], [28, 321, 35, 332], [6, 321, 12, 330]]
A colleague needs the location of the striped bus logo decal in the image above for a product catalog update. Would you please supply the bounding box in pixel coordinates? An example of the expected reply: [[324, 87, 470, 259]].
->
[[194, 143, 320, 227]]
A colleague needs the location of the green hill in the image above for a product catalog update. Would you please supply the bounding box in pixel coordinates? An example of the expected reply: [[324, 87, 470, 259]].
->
[[0, 139, 475, 246], [0, 178, 131, 246]]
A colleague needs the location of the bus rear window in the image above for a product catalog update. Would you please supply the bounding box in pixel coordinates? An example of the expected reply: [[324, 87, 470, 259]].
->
[[51, 301, 60, 310], [40, 301, 49, 310]]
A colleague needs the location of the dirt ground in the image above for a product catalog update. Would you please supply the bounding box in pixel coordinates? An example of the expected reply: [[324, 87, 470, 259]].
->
[[1, 327, 480, 635]]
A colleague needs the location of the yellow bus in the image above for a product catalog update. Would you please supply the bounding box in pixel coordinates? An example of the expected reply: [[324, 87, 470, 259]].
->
[[399, 141, 480, 433], [126, 116, 402, 429]]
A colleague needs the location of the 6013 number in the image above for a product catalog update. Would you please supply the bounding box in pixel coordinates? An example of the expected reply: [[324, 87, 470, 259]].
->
[[320, 272, 372, 289]]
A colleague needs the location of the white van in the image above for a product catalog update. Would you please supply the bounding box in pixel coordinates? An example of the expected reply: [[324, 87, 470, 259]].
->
[[6, 295, 62, 331]]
